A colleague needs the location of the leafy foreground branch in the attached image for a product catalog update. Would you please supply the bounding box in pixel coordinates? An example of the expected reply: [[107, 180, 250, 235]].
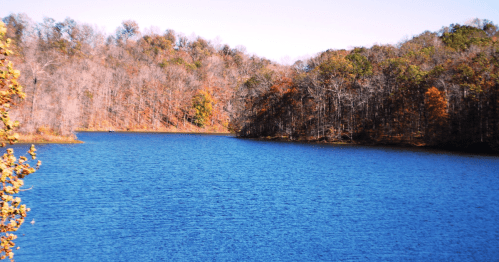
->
[[0, 21, 40, 261]]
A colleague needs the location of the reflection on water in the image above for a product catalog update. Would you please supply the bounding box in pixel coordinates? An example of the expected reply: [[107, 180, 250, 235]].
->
[[9, 132, 499, 261]]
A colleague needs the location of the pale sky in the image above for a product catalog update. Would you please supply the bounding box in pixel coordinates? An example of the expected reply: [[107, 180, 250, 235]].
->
[[2, 0, 498, 64]]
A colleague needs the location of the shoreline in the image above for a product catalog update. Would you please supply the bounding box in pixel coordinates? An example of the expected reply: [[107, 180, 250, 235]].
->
[[11, 141, 85, 145], [9, 129, 233, 144], [237, 135, 499, 156], [76, 130, 233, 136], [4, 134, 84, 145], [12, 131, 498, 156]]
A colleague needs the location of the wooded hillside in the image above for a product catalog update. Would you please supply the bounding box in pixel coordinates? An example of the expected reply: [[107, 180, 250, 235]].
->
[[2, 14, 499, 151], [2, 14, 287, 135], [232, 19, 499, 152]]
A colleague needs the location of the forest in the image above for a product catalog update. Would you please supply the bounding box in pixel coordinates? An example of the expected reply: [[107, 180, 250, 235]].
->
[[2, 14, 499, 151]]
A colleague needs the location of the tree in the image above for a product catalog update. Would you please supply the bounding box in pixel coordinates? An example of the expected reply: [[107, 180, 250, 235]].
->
[[424, 87, 448, 144], [0, 21, 40, 261], [192, 90, 213, 127], [441, 23, 490, 51], [116, 20, 140, 43], [317, 51, 355, 140]]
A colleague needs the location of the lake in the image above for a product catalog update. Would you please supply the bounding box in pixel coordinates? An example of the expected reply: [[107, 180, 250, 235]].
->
[[10, 132, 499, 261]]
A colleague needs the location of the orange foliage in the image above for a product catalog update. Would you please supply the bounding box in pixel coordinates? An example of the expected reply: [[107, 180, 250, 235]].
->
[[425, 87, 448, 140]]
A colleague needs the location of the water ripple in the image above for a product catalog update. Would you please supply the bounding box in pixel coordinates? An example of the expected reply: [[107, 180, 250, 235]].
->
[[8, 133, 499, 261]]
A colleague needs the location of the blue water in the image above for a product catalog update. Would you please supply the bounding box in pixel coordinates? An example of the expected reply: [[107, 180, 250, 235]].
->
[[8, 132, 499, 261]]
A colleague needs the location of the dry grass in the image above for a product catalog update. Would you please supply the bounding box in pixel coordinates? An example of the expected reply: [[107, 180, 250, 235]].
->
[[6, 133, 83, 144], [5, 121, 231, 144]]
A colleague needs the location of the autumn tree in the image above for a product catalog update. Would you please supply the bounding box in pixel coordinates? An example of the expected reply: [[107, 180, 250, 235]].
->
[[424, 87, 448, 144], [0, 21, 40, 261], [317, 50, 355, 140], [192, 90, 213, 127]]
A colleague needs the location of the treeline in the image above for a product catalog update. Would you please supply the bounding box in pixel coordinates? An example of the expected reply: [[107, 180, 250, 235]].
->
[[232, 19, 499, 151], [2, 14, 499, 151], [2, 14, 287, 135]]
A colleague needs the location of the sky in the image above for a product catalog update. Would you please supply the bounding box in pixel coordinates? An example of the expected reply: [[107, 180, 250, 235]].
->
[[2, 0, 499, 64]]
